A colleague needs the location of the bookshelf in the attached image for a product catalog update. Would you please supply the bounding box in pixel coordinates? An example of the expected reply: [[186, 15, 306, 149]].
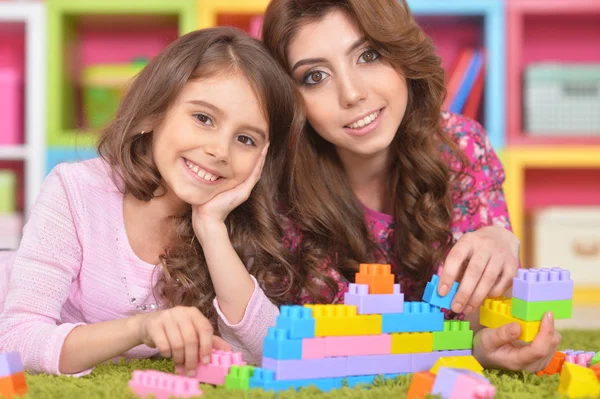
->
[[0, 2, 46, 216]]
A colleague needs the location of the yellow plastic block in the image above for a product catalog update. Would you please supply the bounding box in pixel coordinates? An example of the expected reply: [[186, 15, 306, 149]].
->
[[479, 297, 540, 342], [391, 332, 433, 354], [304, 304, 382, 336], [558, 362, 600, 398], [430, 356, 484, 376]]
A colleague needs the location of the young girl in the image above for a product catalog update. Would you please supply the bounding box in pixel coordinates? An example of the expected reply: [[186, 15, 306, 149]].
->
[[261, 0, 561, 372], [0, 27, 302, 376]]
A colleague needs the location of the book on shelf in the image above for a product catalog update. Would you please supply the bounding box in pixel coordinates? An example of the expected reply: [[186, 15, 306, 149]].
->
[[249, 15, 263, 40], [444, 48, 485, 120]]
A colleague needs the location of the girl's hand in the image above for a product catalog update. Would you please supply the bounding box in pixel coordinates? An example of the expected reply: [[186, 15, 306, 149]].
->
[[438, 225, 520, 314], [192, 143, 269, 233], [137, 306, 232, 377], [472, 312, 561, 372]]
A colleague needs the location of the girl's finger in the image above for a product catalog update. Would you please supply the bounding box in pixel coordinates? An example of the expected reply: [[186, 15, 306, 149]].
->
[[191, 313, 214, 365], [179, 318, 200, 377], [164, 318, 186, 366], [516, 312, 556, 365], [464, 255, 503, 314], [149, 324, 172, 359], [451, 249, 490, 314]]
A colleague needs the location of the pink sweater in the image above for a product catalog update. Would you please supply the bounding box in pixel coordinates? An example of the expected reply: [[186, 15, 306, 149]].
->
[[0, 158, 278, 375]]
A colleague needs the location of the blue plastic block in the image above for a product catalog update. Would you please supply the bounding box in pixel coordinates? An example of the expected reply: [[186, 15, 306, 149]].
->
[[0, 352, 23, 378], [381, 302, 444, 333], [276, 306, 315, 339], [345, 373, 403, 388], [249, 368, 342, 392], [423, 275, 459, 310], [263, 327, 302, 360]]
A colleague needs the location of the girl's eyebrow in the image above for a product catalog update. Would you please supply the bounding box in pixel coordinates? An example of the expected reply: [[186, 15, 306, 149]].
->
[[290, 36, 368, 73], [187, 99, 224, 117], [239, 124, 267, 140]]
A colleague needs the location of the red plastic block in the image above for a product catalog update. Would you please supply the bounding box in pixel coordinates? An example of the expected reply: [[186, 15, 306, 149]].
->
[[407, 371, 435, 399], [302, 338, 326, 359], [355, 264, 395, 294], [176, 349, 246, 385], [128, 370, 203, 399], [0, 372, 27, 399], [344, 283, 404, 314], [324, 334, 392, 357], [513, 268, 573, 302], [536, 351, 565, 376], [590, 363, 600, 380]]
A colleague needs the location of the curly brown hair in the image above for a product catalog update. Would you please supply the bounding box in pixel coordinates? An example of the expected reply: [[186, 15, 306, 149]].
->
[[262, 0, 467, 302], [97, 27, 304, 323]]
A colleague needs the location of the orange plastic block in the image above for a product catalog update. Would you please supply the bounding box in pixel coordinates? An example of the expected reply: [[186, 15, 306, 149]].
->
[[536, 351, 565, 376], [479, 297, 540, 342], [591, 363, 600, 381], [305, 304, 382, 336], [355, 264, 394, 294], [407, 371, 435, 399], [0, 372, 27, 398]]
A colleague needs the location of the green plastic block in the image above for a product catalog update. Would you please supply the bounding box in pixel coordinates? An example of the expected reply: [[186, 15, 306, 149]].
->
[[432, 320, 473, 351], [224, 365, 255, 390], [511, 298, 572, 321], [0, 170, 16, 214], [591, 352, 600, 367]]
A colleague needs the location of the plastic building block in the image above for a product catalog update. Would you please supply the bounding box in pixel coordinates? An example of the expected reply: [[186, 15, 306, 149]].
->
[[562, 350, 596, 367], [0, 352, 24, 378], [558, 362, 600, 398], [302, 338, 326, 359], [224, 365, 254, 390], [0, 372, 27, 399], [305, 304, 382, 336], [479, 298, 540, 342], [430, 355, 484, 375], [355, 263, 395, 294], [276, 306, 315, 339], [346, 354, 412, 376], [176, 349, 246, 385], [511, 298, 572, 321], [423, 274, 459, 310], [432, 367, 495, 399], [391, 332, 433, 354], [407, 371, 436, 399], [128, 370, 203, 399], [381, 302, 444, 333], [344, 283, 404, 314], [536, 351, 566, 376], [345, 373, 401, 388], [0, 68, 22, 146], [591, 352, 600, 366], [590, 363, 600, 380], [263, 327, 302, 360], [324, 334, 392, 357], [512, 268, 573, 302], [411, 350, 472, 373], [249, 368, 342, 392], [262, 357, 347, 380], [433, 321, 473, 351]]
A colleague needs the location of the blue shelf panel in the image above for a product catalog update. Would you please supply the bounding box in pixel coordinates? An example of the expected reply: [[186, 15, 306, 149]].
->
[[46, 147, 98, 175]]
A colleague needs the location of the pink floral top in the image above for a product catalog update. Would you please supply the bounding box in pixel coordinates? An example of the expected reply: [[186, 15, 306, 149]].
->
[[283, 112, 512, 317]]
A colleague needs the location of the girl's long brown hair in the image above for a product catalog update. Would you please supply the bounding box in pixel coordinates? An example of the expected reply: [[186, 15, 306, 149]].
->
[[263, 0, 466, 302], [98, 27, 304, 322]]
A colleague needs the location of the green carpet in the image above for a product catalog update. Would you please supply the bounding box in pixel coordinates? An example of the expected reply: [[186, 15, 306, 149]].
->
[[9, 330, 600, 399]]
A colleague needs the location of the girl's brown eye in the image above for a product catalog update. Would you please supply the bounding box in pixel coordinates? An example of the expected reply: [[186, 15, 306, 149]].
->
[[311, 72, 323, 82], [364, 52, 374, 61]]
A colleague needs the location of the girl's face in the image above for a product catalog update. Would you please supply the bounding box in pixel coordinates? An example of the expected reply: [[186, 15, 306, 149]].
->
[[287, 9, 408, 161], [152, 73, 269, 206]]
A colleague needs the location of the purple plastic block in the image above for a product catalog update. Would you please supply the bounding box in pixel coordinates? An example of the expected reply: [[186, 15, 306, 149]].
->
[[346, 354, 412, 376], [0, 352, 23, 378], [411, 350, 472, 372], [512, 268, 573, 301], [344, 283, 404, 314], [262, 356, 347, 380], [431, 367, 460, 398]]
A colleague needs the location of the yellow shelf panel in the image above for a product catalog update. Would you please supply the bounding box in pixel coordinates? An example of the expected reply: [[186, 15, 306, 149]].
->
[[197, 0, 270, 28], [573, 287, 600, 305]]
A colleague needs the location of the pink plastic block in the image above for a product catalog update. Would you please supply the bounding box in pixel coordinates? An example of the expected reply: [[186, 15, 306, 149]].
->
[[562, 350, 595, 367], [433, 367, 495, 399], [302, 338, 326, 359], [176, 349, 245, 385], [324, 334, 392, 357], [346, 354, 411, 376], [344, 283, 404, 314], [411, 350, 472, 372], [128, 370, 203, 399], [0, 68, 22, 145], [512, 268, 573, 301], [262, 356, 347, 380]]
